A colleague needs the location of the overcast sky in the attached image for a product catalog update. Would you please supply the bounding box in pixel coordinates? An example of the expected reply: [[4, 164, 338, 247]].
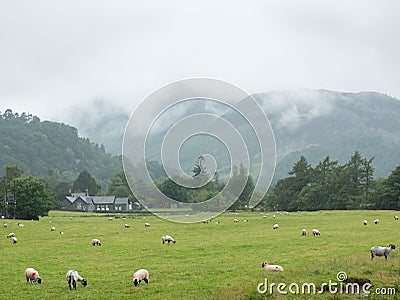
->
[[1, 0, 399, 128]]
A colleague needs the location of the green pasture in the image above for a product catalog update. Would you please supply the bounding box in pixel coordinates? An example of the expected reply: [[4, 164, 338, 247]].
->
[[1, 210, 399, 299]]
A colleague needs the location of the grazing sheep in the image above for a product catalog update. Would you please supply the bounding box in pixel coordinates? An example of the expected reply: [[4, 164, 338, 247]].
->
[[374, 219, 380, 225], [262, 261, 283, 271], [124, 224, 130, 228], [312, 229, 321, 236], [18, 223, 24, 227], [394, 216, 399, 221], [363, 220, 367, 226], [262, 215, 267, 219], [50, 226, 56, 231], [273, 224, 279, 230], [91, 238, 101, 246], [370, 244, 396, 260], [12, 236, 18, 244], [301, 229, 307, 236], [60, 231, 64, 235], [144, 222, 150, 227], [133, 269, 149, 286], [273, 215, 276, 219], [25, 268, 42, 284], [162, 235, 176, 244], [233, 219, 239, 223], [66, 270, 87, 290], [7, 232, 15, 238], [3, 223, 7, 228], [108, 217, 112, 221], [215, 221, 220, 225], [243, 219, 248, 222]]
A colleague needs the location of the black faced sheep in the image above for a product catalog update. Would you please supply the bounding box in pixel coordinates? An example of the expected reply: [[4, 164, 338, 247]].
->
[[133, 269, 149, 286], [12, 236, 18, 244], [91, 238, 101, 246], [374, 219, 380, 225], [144, 222, 150, 227], [124, 224, 130, 228], [370, 244, 396, 260], [233, 219, 239, 223], [50, 226, 56, 231], [363, 220, 367, 226], [395, 216, 399, 221], [66, 270, 87, 290], [312, 229, 320, 236], [301, 229, 307, 236], [7, 232, 15, 238], [25, 268, 42, 284], [262, 261, 283, 271], [273, 224, 279, 230], [3, 223, 7, 228], [162, 235, 176, 244]]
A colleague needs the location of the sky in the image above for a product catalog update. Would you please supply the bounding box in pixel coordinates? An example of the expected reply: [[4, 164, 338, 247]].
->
[[1, 0, 399, 133]]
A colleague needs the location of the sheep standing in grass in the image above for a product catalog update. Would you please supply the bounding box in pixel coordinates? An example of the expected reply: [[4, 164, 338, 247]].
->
[[162, 235, 176, 244], [3, 223, 7, 228], [124, 224, 130, 228], [12, 236, 18, 244], [394, 216, 399, 221], [233, 219, 239, 223], [7, 232, 15, 238], [144, 222, 150, 227], [91, 238, 101, 246], [262, 261, 283, 271], [301, 229, 307, 236], [273, 224, 279, 230], [363, 220, 367, 226], [133, 269, 149, 286], [66, 270, 87, 290], [50, 226, 56, 231], [370, 244, 396, 260], [312, 229, 320, 236], [374, 219, 380, 225], [25, 268, 41, 284]]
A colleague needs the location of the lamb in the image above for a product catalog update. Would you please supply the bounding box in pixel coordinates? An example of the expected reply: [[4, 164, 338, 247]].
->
[[7, 232, 15, 238], [374, 219, 380, 225], [262, 261, 283, 271], [301, 229, 307, 236], [144, 222, 150, 227], [91, 238, 101, 246], [25, 268, 42, 284], [363, 220, 367, 226], [162, 234, 176, 244], [312, 229, 321, 236], [394, 216, 399, 221], [273, 224, 279, 230], [66, 270, 87, 290], [133, 269, 149, 286], [370, 244, 396, 260], [12, 236, 18, 244]]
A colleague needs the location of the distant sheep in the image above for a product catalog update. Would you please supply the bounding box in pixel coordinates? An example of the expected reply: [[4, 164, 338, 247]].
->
[[162, 235, 176, 244], [262, 215, 267, 219], [3, 223, 7, 228], [25, 268, 41, 284], [370, 244, 396, 260], [374, 219, 380, 225], [7, 232, 15, 238], [301, 229, 307, 236], [233, 219, 239, 223], [124, 224, 130, 228], [60, 231, 64, 235], [273, 224, 279, 230], [262, 261, 283, 271], [215, 221, 220, 225], [144, 222, 150, 227], [243, 219, 248, 222], [91, 239, 101, 246], [50, 226, 56, 231], [312, 229, 320, 236], [66, 270, 87, 290], [12, 236, 18, 244], [363, 220, 367, 226], [133, 269, 149, 286], [395, 216, 399, 221], [18, 223, 24, 227], [108, 217, 112, 221]]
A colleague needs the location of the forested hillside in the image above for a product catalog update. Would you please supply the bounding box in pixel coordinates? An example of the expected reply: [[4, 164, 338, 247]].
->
[[0, 109, 122, 189]]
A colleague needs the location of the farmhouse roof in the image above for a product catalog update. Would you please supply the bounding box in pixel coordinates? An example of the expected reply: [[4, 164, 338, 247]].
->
[[65, 195, 93, 205], [115, 197, 129, 205], [91, 196, 116, 204]]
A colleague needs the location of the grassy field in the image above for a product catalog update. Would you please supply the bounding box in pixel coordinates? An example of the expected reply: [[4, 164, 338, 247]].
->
[[1, 210, 399, 299]]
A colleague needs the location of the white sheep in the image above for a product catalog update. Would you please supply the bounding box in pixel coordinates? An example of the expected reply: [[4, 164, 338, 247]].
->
[[50, 226, 56, 231], [301, 229, 307, 236], [18, 223, 24, 227], [273, 224, 279, 230], [363, 220, 367, 226], [215, 221, 220, 225], [394, 216, 399, 221], [124, 224, 130, 228], [91, 238, 101, 246], [108, 217, 112, 221], [25, 268, 42, 284], [12, 236, 18, 244], [162, 235, 176, 244], [66, 270, 87, 290], [7, 232, 15, 238], [144, 222, 150, 227], [233, 219, 239, 223], [312, 229, 320, 236], [374, 219, 380, 225], [3, 223, 7, 228], [133, 269, 149, 286], [243, 219, 248, 222], [370, 244, 396, 260], [262, 261, 283, 271]]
